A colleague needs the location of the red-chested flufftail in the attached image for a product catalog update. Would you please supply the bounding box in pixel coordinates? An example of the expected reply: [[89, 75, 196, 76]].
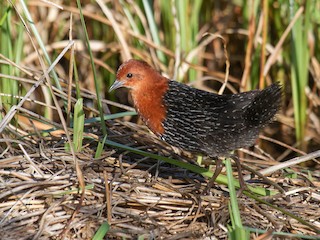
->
[[110, 59, 282, 191]]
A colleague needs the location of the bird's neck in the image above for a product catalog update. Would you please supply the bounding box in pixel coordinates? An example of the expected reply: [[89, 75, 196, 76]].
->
[[131, 77, 168, 136]]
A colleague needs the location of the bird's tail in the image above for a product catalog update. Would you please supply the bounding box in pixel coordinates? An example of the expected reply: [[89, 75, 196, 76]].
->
[[245, 83, 282, 127]]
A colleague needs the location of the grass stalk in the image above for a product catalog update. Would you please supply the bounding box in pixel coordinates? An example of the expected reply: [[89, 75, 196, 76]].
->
[[73, 98, 84, 152], [19, 0, 61, 90], [290, 0, 311, 151], [92, 222, 110, 240], [225, 158, 249, 240], [142, 0, 166, 63], [76, 0, 107, 136]]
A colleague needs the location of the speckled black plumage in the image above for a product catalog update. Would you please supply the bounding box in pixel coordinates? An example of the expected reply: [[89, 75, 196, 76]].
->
[[161, 81, 281, 157]]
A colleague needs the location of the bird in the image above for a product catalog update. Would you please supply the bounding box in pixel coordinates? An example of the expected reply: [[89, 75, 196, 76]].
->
[[109, 59, 282, 192]]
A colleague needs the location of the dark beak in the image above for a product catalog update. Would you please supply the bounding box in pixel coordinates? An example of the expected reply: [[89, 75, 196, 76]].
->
[[109, 80, 124, 92]]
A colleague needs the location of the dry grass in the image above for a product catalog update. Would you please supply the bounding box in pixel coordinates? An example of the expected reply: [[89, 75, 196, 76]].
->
[[1, 1, 320, 239], [1, 113, 320, 239]]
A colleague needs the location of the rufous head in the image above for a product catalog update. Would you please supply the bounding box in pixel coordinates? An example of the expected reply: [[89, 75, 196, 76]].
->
[[109, 59, 168, 136], [109, 59, 158, 92]]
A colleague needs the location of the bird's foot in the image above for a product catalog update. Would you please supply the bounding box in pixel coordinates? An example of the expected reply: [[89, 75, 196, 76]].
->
[[202, 158, 223, 195], [236, 182, 248, 197], [202, 182, 214, 195]]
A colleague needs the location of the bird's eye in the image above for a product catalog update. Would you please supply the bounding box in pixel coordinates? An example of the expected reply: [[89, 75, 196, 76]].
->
[[127, 73, 133, 78]]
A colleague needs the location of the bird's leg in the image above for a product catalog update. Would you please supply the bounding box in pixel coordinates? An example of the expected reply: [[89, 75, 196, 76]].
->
[[231, 155, 247, 196], [203, 157, 223, 194]]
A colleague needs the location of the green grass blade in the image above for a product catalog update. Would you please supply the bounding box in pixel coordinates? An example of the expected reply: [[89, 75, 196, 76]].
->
[[73, 98, 84, 152], [55, 184, 94, 196], [95, 134, 108, 159], [120, 0, 143, 47], [76, 0, 107, 136], [19, 0, 61, 90], [92, 222, 110, 240], [225, 158, 249, 239], [290, 0, 311, 149], [70, 111, 137, 127], [14, 21, 24, 68], [84, 111, 137, 124], [226, 158, 242, 226], [142, 0, 166, 62], [0, 5, 17, 111], [245, 227, 320, 239]]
